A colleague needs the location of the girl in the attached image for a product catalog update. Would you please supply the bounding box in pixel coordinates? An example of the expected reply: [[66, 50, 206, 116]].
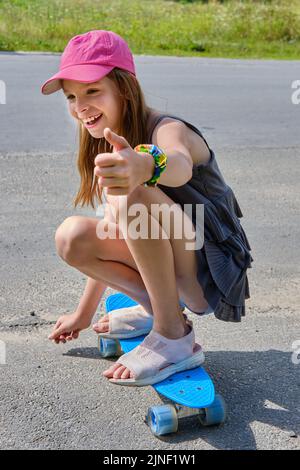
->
[[41, 30, 253, 386]]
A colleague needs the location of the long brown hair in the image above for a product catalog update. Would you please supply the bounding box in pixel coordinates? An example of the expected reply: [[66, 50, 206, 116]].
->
[[73, 68, 158, 209]]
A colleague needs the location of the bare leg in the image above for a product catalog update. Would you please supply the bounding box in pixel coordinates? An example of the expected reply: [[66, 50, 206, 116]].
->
[[117, 211, 187, 339], [56, 184, 208, 380], [102, 186, 206, 380], [56, 216, 158, 316], [76, 257, 154, 315]]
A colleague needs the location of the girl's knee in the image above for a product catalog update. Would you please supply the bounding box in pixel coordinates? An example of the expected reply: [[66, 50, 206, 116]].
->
[[54, 216, 96, 266]]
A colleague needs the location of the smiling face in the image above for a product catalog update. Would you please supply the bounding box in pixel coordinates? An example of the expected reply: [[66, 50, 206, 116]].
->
[[61, 76, 122, 137]]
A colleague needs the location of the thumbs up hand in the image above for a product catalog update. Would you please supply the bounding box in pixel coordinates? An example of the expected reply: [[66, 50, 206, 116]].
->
[[94, 128, 154, 196]]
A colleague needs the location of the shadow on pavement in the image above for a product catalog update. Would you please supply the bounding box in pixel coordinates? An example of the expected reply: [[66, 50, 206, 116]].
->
[[62, 347, 299, 449]]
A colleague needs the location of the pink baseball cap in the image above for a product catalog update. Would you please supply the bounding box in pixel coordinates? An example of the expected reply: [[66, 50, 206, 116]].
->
[[41, 30, 136, 95]]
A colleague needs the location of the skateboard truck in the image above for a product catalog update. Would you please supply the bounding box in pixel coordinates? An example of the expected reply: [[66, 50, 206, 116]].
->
[[144, 397, 226, 437]]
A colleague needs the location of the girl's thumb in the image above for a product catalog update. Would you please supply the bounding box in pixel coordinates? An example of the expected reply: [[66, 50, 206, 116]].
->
[[48, 325, 65, 339], [104, 127, 130, 152]]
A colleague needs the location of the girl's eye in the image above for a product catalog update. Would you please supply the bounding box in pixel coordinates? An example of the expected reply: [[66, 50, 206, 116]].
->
[[66, 89, 99, 100]]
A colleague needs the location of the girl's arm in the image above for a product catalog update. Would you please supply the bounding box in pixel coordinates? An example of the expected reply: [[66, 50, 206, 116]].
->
[[49, 277, 106, 343], [75, 276, 107, 323]]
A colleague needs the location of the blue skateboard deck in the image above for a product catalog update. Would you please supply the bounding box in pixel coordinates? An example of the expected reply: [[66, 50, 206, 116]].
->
[[104, 293, 215, 408], [99, 293, 226, 435]]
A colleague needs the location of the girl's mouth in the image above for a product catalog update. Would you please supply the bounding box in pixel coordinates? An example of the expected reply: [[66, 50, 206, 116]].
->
[[84, 114, 103, 128]]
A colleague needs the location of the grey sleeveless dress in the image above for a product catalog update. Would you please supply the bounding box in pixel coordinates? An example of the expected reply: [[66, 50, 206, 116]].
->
[[147, 112, 254, 322]]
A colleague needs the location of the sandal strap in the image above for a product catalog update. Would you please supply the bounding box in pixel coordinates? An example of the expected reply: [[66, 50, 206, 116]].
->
[[108, 305, 187, 335], [109, 305, 153, 335], [116, 322, 195, 380]]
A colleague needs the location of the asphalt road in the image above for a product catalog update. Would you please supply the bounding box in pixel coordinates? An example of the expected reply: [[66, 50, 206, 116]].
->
[[0, 52, 299, 450]]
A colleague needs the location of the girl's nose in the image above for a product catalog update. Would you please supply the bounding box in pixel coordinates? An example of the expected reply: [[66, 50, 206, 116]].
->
[[75, 98, 89, 114]]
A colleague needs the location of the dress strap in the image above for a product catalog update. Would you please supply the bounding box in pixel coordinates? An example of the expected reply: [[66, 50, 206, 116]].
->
[[147, 113, 166, 142]]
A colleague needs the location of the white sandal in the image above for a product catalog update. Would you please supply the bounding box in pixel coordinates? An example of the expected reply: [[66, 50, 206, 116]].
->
[[108, 321, 205, 386], [95, 303, 186, 339]]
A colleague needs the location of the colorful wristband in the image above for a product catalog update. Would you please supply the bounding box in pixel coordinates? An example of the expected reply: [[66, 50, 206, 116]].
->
[[134, 144, 167, 187]]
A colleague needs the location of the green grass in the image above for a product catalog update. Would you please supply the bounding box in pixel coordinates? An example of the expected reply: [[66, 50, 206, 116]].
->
[[0, 0, 299, 59]]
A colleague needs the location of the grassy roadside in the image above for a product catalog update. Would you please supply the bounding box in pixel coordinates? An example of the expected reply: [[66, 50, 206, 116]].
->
[[0, 0, 299, 60]]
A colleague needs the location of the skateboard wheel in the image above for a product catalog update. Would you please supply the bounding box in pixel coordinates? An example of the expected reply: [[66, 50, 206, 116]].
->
[[198, 393, 227, 426], [146, 405, 178, 436], [98, 338, 120, 357]]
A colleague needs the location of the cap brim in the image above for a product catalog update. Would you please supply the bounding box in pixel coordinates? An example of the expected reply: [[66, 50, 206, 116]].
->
[[40, 64, 115, 95]]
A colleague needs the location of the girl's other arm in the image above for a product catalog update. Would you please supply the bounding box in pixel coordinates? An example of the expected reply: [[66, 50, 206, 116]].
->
[[76, 276, 107, 323], [149, 120, 194, 187], [48, 277, 106, 343]]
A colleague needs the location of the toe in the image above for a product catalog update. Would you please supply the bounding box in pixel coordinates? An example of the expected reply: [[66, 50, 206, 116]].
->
[[103, 363, 134, 380], [93, 315, 109, 333], [98, 314, 109, 323], [113, 365, 127, 379], [103, 363, 120, 377], [97, 321, 109, 333], [121, 368, 133, 380]]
